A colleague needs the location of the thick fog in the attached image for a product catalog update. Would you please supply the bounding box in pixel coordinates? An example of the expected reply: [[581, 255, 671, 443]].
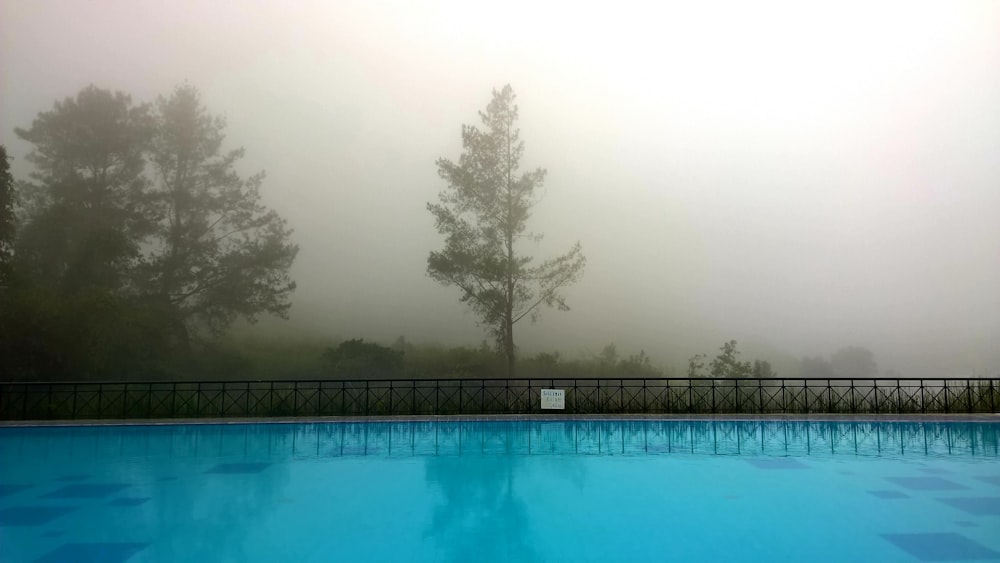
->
[[2, 0, 998, 377]]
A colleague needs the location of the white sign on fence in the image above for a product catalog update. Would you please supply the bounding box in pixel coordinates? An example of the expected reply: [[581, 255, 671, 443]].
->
[[540, 389, 565, 410]]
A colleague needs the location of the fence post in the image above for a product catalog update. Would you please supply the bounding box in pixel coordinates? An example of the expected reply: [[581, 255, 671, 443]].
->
[[804, 379, 809, 414], [530, 379, 536, 414], [943, 380, 950, 414], [920, 380, 926, 414], [781, 379, 786, 414], [873, 380, 879, 414], [620, 379, 624, 413], [758, 380, 764, 414], [850, 379, 856, 413], [897, 379, 902, 413], [688, 379, 693, 414], [735, 379, 740, 413], [991, 378, 996, 414], [643, 379, 648, 413], [966, 379, 973, 413]]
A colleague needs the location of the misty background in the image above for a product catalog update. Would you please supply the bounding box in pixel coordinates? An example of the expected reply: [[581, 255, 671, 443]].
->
[[2, 0, 998, 377]]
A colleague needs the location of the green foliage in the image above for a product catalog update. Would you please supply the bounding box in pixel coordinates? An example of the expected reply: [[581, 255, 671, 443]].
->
[[401, 343, 502, 379], [323, 339, 404, 379], [0, 146, 14, 286], [687, 340, 775, 378], [14, 86, 153, 294], [0, 287, 175, 380], [427, 85, 585, 377], [4, 84, 298, 380], [519, 344, 666, 379], [143, 85, 298, 343]]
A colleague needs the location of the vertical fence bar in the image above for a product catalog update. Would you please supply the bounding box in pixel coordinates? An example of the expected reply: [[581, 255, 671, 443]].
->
[[643, 379, 648, 413], [802, 379, 809, 414], [735, 379, 740, 413], [966, 379, 973, 413], [687, 378, 693, 414], [596, 379, 602, 414], [896, 379, 902, 413], [619, 379, 624, 413], [122, 383, 128, 418], [366, 380, 371, 416], [758, 379, 764, 414], [781, 379, 786, 414], [943, 380, 950, 414], [873, 380, 879, 414], [991, 379, 996, 414]]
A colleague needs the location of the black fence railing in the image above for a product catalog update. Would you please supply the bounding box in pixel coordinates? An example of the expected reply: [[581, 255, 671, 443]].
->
[[1, 377, 997, 420]]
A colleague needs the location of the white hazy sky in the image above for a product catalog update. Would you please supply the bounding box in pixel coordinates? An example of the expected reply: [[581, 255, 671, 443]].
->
[[2, 0, 998, 376]]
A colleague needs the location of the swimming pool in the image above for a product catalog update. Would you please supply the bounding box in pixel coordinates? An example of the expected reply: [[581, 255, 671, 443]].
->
[[1, 420, 998, 562]]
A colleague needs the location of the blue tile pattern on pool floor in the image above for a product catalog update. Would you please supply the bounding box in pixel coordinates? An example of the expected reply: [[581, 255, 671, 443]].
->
[[41, 484, 129, 499], [887, 477, 968, 491], [0, 506, 77, 526], [0, 484, 33, 497], [35, 542, 150, 563], [938, 497, 1000, 516], [1, 420, 998, 562], [880, 532, 1000, 561], [54, 475, 89, 482]]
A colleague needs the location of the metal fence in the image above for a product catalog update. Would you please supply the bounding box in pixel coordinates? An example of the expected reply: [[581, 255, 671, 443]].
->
[[1, 377, 997, 420]]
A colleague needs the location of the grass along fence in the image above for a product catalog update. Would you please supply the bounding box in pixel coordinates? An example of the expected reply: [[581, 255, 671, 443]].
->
[[1, 377, 997, 420]]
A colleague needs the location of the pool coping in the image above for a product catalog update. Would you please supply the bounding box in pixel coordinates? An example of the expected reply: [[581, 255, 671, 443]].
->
[[2, 413, 998, 427]]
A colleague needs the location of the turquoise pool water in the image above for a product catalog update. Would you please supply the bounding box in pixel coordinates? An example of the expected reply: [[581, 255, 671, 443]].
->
[[1, 420, 998, 562]]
